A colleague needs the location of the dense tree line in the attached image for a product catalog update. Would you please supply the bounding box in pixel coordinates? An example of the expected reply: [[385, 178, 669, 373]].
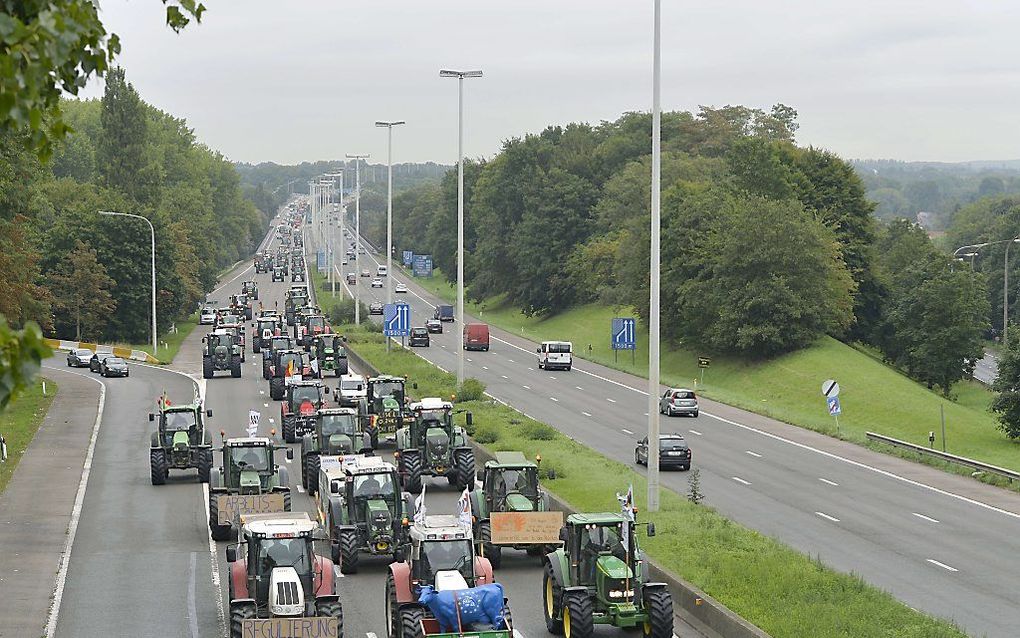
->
[[0, 68, 271, 343]]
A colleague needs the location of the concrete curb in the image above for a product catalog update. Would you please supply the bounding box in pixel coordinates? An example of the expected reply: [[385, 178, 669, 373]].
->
[[44, 338, 160, 364]]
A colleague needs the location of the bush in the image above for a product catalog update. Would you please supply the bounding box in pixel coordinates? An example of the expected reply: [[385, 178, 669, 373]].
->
[[473, 423, 500, 444], [518, 421, 557, 441], [328, 298, 372, 326], [457, 378, 486, 402]]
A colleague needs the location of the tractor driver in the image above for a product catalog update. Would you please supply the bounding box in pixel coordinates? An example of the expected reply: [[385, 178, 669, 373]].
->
[[354, 473, 393, 498], [259, 538, 307, 573], [580, 525, 625, 583]]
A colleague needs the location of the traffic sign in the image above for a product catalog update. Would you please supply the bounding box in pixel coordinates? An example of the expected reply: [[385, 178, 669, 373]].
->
[[698, 356, 711, 369], [402, 250, 414, 266], [611, 317, 636, 351], [826, 396, 841, 416], [384, 302, 411, 337], [412, 254, 433, 277], [822, 379, 840, 398]]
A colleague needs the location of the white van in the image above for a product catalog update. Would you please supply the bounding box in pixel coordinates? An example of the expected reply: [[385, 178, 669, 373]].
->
[[537, 341, 573, 371], [335, 374, 367, 408], [376, 265, 388, 277]]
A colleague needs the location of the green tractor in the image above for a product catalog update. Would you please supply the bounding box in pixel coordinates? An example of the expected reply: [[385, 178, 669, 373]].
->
[[208, 436, 293, 541], [300, 407, 371, 493], [363, 375, 413, 448], [202, 330, 242, 379], [285, 292, 309, 326], [542, 513, 672, 638], [394, 398, 474, 493], [315, 454, 414, 573], [310, 334, 348, 377], [148, 400, 214, 485], [470, 451, 554, 568]]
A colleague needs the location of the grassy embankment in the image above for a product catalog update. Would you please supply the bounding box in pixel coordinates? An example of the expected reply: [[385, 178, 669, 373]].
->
[[401, 266, 1019, 474], [110, 312, 199, 364], [341, 327, 965, 638], [0, 379, 57, 494]]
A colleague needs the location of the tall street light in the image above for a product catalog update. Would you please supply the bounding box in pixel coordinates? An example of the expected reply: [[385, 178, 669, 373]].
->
[[647, 0, 663, 512], [347, 154, 370, 325], [324, 173, 343, 296], [954, 237, 1020, 342], [440, 68, 482, 388], [99, 210, 157, 355], [376, 120, 405, 307]]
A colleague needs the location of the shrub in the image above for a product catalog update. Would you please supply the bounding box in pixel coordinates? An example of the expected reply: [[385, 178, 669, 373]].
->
[[457, 378, 486, 402], [518, 421, 557, 441], [473, 423, 500, 444]]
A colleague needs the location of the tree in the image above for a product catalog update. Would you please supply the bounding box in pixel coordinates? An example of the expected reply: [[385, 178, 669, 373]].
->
[[0, 1, 204, 161], [0, 318, 50, 410], [992, 338, 1020, 439], [0, 215, 51, 328], [98, 68, 157, 204], [47, 239, 116, 341]]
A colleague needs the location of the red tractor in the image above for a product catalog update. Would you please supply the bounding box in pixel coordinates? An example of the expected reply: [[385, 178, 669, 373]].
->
[[281, 380, 328, 443]]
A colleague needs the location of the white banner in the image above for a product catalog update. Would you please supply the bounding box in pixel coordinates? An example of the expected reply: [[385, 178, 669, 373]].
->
[[247, 411, 260, 438], [413, 483, 427, 526], [457, 487, 472, 530]]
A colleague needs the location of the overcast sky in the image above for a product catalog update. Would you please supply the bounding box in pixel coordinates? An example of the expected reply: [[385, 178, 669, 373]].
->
[[84, 0, 1020, 165]]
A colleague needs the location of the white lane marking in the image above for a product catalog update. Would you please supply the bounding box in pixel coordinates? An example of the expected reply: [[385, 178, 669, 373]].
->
[[501, 375, 509, 380], [745, 450, 762, 458], [467, 358, 473, 362], [527, 367, 533, 371], [819, 478, 839, 487], [582, 412, 592, 417], [507, 359, 514, 363], [297, 485, 305, 493], [188, 552, 199, 638], [621, 428, 634, 435], [368, 632, 378, 638], [201, 482, 227, 634], [549, 376, 557, 380], [575, 386, 583, 390], [269, 418, 276, 423], [550, 397, 559, 402], [815, 511, 841, 523], [482, 366, 489, 371], [43, 369, 106, 638], [607, 398, 616, 403], [523, 385, 531, 390], [913, 512, 940, 524], [259, 390, 265, 395], [263, 403, 269, 408], [732, 476, 751, 485], [211, 263, 254, 296], [441, 344, 447, 348], [927, 559, 958, 572], [689, 429, 702, 436], [644, 412, 649, 416], [285, 456, 292, 464]]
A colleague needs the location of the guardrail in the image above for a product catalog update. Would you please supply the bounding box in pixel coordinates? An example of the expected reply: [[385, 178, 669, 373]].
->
[[866, 431, 1020, 482]]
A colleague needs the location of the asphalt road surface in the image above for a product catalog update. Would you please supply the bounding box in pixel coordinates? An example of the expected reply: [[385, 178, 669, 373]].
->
[[311, 214, 1020, 638], [974, 350, 998, 385]]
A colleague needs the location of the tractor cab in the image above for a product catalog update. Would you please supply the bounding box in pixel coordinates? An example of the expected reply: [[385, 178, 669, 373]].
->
[[307, 407, 364, 459], [281, 380, 328, 442], [480, 452, 542, 513], [220, 437, 289, 494], [242, 280, 259, 299], [310, 334, 347, 376], [152, 405, 210, 449], [408, 515, 480, 590], [368, 375, 408, 416]]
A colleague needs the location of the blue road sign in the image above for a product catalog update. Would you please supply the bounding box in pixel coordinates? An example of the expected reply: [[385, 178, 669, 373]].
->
[[611, 317, 636, 351], [826, 396, 842, 416], [316, 251, 326, 272], [384, 302, 411, 337], [403, 250, 414, 266], [412, 254, 433, 277]]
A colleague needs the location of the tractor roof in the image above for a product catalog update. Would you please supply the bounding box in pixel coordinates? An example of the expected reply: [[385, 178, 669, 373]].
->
[[241, 512, 317, 538], [318, 407, 358, 417], [411, 397, 452, 411], [289, 379, 325, 388], [371, 375, 406, 383], [566, 512, 628, 526], [487, 451, 536, 469], [342, 454, 395, 475], [224, 437, 273, 447], [163, 404, 201, 413], [411, 515, 471, 541]]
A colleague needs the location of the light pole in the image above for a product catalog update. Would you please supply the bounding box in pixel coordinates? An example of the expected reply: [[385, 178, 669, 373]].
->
[[440, 68, 483, 388], [954, 237, 1020, 342], [99, 210, 157, 355], [376, 120, 405, 308], [647, 0, 662, 513], [347, 154, 370, 325]]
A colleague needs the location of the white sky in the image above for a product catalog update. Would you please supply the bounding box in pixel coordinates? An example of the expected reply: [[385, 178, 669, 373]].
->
[[84, 0, 1020, 165]]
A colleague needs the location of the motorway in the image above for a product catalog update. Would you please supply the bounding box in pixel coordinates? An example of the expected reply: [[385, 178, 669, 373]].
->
[[974, 350, 998, 385], [311, 213, 1020, 638]]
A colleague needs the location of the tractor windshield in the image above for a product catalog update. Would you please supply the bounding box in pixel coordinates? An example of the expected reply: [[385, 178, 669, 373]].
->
[[353, 472, 395, 499], [421, 539, 473, 580], [291, 386, 321, 405], [308, 317, 325, 331], [165, 411, 197, 432], [373, 381, 403, 402], [492, 468, 536, 498], [320, 414, 356, 436], [221, 314, 240, 324], [256, 538, 312, 578], [280, 354, 302, 371], [231, 446, 271, 472]]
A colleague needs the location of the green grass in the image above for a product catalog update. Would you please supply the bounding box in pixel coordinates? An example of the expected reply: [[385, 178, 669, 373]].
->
[[0, 379, 56, 494], [110, 313, 199, 364], [341, 330, 965, 638], [399, 267, 1019, 473]]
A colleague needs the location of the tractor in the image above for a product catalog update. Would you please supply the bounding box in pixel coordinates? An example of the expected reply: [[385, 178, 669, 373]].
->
[[285, 293, 310, 326], [310, 334, 348, 376], [542, 513, 672, 638], [219, 322, 246, 362], [268, 349, 313, 400], [281, 380, 328, 443], [272, 265, 286, 282], [252, 316, 282, 354], [208, 436, 293, 541], [230, 293, 253, 320], [363, 375, 414, 448], [470, 452, 555, 568], [148, 399, 214, 485], [394, 398, 474, 493], [315, 455, 414, 573], [295, 313, 329, 349], [300, 407, 371, 491], [242, 280, 259, 300], [262, 335, 296, 379], [226, 513, 343, 637], [385, 515, 509, 638], [203, 330, 242, 379]]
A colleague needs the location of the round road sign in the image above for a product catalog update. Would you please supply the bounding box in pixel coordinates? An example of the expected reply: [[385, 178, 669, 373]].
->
[[822, 379, 840, 397]]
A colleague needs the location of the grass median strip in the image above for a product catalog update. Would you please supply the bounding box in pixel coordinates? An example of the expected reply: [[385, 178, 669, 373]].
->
[[0, 379, 57, 494], [109, 313, 199, 364], [341, 328, 966, 638]]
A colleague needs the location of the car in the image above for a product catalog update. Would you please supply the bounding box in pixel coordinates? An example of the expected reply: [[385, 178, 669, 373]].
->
[[370, 278, 383, 288], [89, 352, 111, 373], [394, 282, 407, 294], [425, 318, 443, 334], [409, 327, 430, 347], [376, 265, 388, 277], [369, 302, 384, 315], [346, 273, 356, 285], [635, 434, 691, 470], [335, 373, 367, 408], [659, 388, 699, 417], [199, 307, 216, 325], [100, 356, 129, 378], [66, 348, 93, 367], [360, 269, 371, 277], [537, 340, 572, 371]]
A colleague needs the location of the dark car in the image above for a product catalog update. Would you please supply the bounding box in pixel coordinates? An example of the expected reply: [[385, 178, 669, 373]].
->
[[434, 304, 454, 322], [425, 318, 443, 334], [100, 356, 130, 378], [635, 434, 691, 470], [409, 327, 430, 347], [369, 302, 384, 315], [89, 352, 112, 373], [66, 348, 93, 367]]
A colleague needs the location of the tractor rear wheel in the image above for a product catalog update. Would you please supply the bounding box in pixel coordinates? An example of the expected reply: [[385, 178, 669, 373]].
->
[[304, 453, 321, 495], [262, 361, 271, 379], [399, 605, 425, 638], [150, 449, 167, 485], [563, 591, 594, 638], [401, 453, 423, 493], [197, 448, 212, 483], [208, 492, 231, 541], [270, 377, 284, 400], [454, 448, 475, 491], [283, 490, 292, 512], [479, 520, 502, 569], [385, 573, 401, 638], [316, 600, 344, 637], [231, 356, 242, 378], [338, 529, 360, 574], [229, 602, 256, 638], [543, 562, 564, 634], [283, 416, 297, 443], [641, 589, 673, 638], [202, 356, 213, 379]]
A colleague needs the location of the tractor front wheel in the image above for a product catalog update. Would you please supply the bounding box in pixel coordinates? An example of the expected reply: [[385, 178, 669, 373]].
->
[[385, 573, 399, 638], [316, 600, 344, 637], [304, 453, 321, 495], [399, 606, 425, 638], [202, 356, 213, 379], [543, 562, 563, 634], [401, 453, 423, 493], [283, 416, 297, 443], [563, 591, 594, 638], [641, 589, 673, 638], [338, 529, 360, 574], [454, 448, 475, 491], [479, 520, 502, 569], [208, 492, 231, 541], [231, 356, 242, 378], [229, 602, 256, 638], [197, 448, 212, 483], [150, 449, 167, 485], [270, 378, 285, 400]]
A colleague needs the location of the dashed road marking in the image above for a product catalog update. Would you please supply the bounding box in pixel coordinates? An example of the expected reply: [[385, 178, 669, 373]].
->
[[607, 398, 616, 403], [582, 412, 592, 417], [732, 476, 751, 485], [745, 450, 762, 458], [482, 366, 489, 370], [550, 397, 559, 402], [913, 513, 940, 524], [621, 428, 634, 435], [523, 385, 531, 390], [815, 511, 840, 523], [576, 386, 583, 390], [819, 478, 839, 487], [689, 429, 702, 436], [501, 375, 508, 379], [549, 376, 557, 380], [927, 559, 958, 572], [297, 485, 305, 493]]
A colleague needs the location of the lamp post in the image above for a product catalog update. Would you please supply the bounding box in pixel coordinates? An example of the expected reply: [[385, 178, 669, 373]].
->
[[647, 0, 663, 513], [954, 237, 1020, 342], [440, 68, 483, 388], [376, 120, 405, 307], [347, 154, 370, 325], [99, 211, 157, 355]]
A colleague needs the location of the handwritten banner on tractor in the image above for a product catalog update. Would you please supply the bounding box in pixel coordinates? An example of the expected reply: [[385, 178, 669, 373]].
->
[[216, 493, 286, 525], [490, 511, 563, 544], [241, 617, 340, 638]]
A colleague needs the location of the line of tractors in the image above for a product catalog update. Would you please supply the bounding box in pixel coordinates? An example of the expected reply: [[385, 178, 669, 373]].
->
[[144, 212, 673, 638]]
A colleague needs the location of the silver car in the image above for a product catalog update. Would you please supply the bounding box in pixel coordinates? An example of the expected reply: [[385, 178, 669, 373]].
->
[[659, 388, 698, 417], [66, 348, 93, 367]]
